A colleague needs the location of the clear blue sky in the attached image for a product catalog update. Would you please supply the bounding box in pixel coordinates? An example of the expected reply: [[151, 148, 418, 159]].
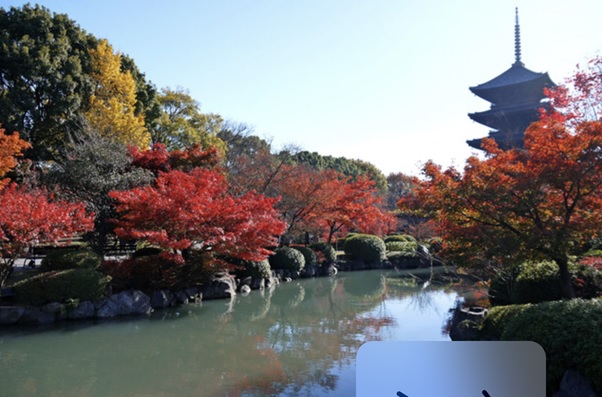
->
[[2, 0, 601, 176]]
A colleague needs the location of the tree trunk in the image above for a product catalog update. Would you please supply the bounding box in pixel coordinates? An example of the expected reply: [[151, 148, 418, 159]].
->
[[555, 255, 576, 299], [0, 258, 15, 289]]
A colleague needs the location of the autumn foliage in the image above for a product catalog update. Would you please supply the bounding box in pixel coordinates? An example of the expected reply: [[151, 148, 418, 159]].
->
[[85, 40, 150, 148], [128, 142, 221, 175], [109, 168, 287, 267], [314, 175, 393, 243], [0, 125, 30, 188], [0, 183, 95, 285], [271, 165, 393, 243], [402, 55, 602, 299]]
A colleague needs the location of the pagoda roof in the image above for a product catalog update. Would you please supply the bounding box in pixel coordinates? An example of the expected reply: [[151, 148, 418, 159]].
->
[[467, 130, 524, 151], [468, 101, 544, 131], [470, 63, 555, 104]]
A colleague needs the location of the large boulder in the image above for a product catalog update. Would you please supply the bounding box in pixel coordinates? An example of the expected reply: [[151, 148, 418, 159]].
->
[[18, 307, 55, 325], [67, 301, 96, 320], [96, 290, 152, 318], [41, 302, 66, 320], [0, 306, 25, 325], [150, 290, 174, 309], [553, 369, 599, 397], [448, 306, 488, 341], [250, 277, 265, 290], [201, 275, 237, 300]]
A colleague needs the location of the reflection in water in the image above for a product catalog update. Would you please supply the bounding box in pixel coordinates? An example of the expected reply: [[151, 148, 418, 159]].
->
[[0, 270, 460, 397]]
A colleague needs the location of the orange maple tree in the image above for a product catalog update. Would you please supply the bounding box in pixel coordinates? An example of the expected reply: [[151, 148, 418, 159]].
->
[[272, 165, 338, 236], [109, 168, 287, 268], [0, 124, 31, 188], [402, 56, 602, 299]]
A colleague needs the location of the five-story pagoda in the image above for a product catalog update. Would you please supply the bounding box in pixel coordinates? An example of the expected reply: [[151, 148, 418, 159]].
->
[[467, 8, 555, 150]]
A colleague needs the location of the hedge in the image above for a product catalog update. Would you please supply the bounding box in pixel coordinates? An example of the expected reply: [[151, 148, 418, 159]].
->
[[385, 241, 417, 254], [489, 261, 602, 305], [13, 269, 110, 306], [40, 248, 101, 272], [488, 299, 602, 392], [384, 234, 417, 244]]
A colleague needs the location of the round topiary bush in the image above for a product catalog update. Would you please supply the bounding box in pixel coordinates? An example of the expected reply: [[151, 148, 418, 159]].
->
[[269, 247, 305, 275], [294, 246, 317, 268], [40, 248, 101, 272], [514, 261, 563, 304], [344, 234, 386, 264], [13, 269, 110, 306], [481, 303, 531, 339], [234, 259, 272, 280], [309, 242, 337, 263]]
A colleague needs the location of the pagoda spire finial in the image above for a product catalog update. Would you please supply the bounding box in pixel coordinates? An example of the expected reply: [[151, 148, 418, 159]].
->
[[514, 7, 523, 66]]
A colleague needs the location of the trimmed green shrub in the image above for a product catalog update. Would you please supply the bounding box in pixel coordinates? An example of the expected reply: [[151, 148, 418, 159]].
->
[[344, 234, 386, 264], [40, 248, 101, 272], [309, 242, 337, 263], [385, 251, 422, 269], [269, 247, 305, 274], [385, 241, 417, 254], [13, 269, 110, 306], [386, 251, 405, 261], [481, 303, 531, 339], [499, 299, 602, 392], [515, 261, 563, 303], [234, 259, 272, 280], [294, 246, 317, 268], [384, 234, 417, 244], [490, 261, 602, 305]]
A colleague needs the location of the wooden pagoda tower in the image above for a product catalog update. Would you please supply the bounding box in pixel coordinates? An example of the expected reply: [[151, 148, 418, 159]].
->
[[467, 8, 555, 150]]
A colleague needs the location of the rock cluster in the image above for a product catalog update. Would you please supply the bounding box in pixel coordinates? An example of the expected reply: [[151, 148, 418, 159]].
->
[[0, 272, 280, 326]]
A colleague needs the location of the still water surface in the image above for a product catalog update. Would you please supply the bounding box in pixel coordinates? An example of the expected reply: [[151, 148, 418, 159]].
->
[[0, 270, 461, 396]]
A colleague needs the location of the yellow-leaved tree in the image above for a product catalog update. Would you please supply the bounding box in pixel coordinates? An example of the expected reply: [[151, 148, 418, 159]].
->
[[85, 40, 150, 148]]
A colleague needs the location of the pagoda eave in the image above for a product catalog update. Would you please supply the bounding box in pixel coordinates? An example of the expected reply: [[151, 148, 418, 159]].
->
[[471, 76, 554, 105]]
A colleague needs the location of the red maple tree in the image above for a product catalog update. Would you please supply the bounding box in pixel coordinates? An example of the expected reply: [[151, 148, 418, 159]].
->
[[273, 165, 338, 236], [128, 142, 221, 175], [315, 175, 393, 243], [109, 168, 287, 268], [0, 183, 95, 285]]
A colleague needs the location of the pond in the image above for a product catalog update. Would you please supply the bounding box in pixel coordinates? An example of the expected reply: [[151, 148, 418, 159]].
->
[[0, 269, 464, 397]]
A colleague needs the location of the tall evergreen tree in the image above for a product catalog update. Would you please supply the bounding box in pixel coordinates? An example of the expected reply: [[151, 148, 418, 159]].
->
[[0, 4, 96, 160]]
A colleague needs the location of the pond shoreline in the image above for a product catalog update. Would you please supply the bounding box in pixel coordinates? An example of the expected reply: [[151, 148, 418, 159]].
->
[[0, 262, 458, 328]]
